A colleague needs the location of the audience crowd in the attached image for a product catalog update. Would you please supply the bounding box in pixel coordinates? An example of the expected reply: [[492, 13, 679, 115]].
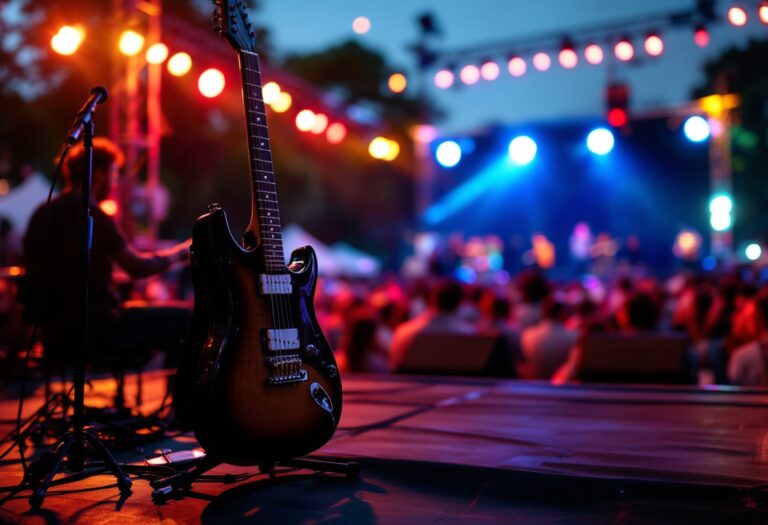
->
[[316, 268, 768, 387]]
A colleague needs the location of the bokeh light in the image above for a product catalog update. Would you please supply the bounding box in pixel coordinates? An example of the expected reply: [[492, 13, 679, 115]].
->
[[760, 4, 768, 24], [614, 39, 634, 61], [369, 137, 399, 161], [558, 48, 578, 69], [352, 16, 371, 34], [434, 69, 455, 89], [119, 29, 144, 57], [507, 56, 527, 77], [326, 123, 347, 144], [51, 25, 85, 56], [508, 136, 537, 165], [746, 243, 762, 261], [727, 6, 747, 26], [460, 64, 480, 85], [480, 61, 500, 81], [388, 73, 407, 93], [167, 52, 192, 76], [644, 34, 664, 57], [145, 43, 168, 64], [271, 91, 292, 113], [310, 113, 328, 134], [435, 141, 462, 168], [693, 27, 710, 47], [198, 68, 225, 98], [532, 52, 551, 72], [584, 44, 604, 65], [586, 128, 615, 155], [262, 81, 281, 105], [99, 199, 119, 216], [683, 115, 710, 142], [295, 109, 316, 132]]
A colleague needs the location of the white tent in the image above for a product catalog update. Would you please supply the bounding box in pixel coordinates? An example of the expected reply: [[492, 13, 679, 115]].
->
[[0, 173, 53, 235], [282, 223, 381, 277]]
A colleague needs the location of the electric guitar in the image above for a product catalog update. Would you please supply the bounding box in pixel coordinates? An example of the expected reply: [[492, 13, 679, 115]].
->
[[174, 0, 342, 466]]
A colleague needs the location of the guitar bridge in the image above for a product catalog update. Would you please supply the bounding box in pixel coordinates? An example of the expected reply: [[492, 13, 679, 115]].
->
[[266, 356, 307, 385]]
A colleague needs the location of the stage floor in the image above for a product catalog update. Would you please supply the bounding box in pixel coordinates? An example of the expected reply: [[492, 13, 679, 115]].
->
[[1, 372, 768, 523]]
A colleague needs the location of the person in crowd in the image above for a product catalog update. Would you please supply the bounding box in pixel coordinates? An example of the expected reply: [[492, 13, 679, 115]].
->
[[520, 297, 577, 379], [338, 306, 389, 374], [728, 287, 768, 387], [516, 269, 551, 328], [21, 137, 190, 363], [389, 278, 476, 371]]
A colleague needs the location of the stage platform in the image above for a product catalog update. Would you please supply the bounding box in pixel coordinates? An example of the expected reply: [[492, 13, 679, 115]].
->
[[1, 372, 768, 523]]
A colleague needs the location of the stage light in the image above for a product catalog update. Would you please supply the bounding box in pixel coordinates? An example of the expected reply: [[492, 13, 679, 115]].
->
[[614, 39, 634, 61], [119, 29, 144, 57], [683, 115, 710, 142], [310, 113, 328, 134], [295, 109, 316, 132], [51, 25, 85, 56], [693, 26, 710, 47], [507, 56, 527, 77], [586, 128, 615, 155], [271, 91, 292, 113], [760, 3, 768, 24], [709, 194, 733, 231], [434, 69, 455, 89], [607, 108, 628, 128], [167, 52, 192, 76], [558, 48, 578, 69], [584, 44, 604, 65], [532, 52, 551, 72], [352, 16, 371, 34], [727, 6, 747, 26], [198, 68, 225, 98], [746, 243, 762, 261], [460, 64, 480, 85], [145, 43, 168, 64], [326, 123, 347, 144], [262, 82, 281, 105], [99, 199, 119, 216], [480, 61, 500, 81], [388, 73, 407, 93], [508, 136, 537, 165], [435, 140, 462, 168], [644, 33, 664, 57]]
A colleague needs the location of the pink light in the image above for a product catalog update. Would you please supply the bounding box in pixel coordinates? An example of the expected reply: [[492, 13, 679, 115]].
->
[[310, 113, 328, 134], [644, 34, 664, 57], [434, 69, 455, 89], [584, 44, 604, 65], [480, 61, 500, 81], [460, 64, 480, 85], [532, 52, 551, 72], [326, 122, 347, 144], [694, 27, 710, 47], [614, 39, 634, 61], [727, 6, 747, 26], [558, 48, 578, 69], [759, 4, 768, 24], [507, 56, 527, 77]]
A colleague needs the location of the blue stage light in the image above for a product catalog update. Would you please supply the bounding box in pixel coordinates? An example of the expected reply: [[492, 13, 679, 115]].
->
[[586, 127, 615, 155], [683, 116, 710, 142], [435, 140, 462, 168], [508, 135, 537, 165]]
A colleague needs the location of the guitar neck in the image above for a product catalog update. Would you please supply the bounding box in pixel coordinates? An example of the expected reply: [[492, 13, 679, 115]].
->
[[239, 50, 285, 272]]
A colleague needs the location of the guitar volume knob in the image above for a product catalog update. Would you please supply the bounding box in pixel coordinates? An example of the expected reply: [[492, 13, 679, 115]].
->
[[304, 344, 319, 358]]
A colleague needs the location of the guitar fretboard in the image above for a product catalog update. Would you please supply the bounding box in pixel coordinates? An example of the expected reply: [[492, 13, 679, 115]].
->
[[240, 50, 285, 273]]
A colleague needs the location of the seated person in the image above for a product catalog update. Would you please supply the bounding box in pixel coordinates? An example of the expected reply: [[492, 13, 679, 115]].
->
[[728, 287, 768, 387], [520, 298, 577, 380], [21, 137, 190, 363], [389, 279, 475, 371]]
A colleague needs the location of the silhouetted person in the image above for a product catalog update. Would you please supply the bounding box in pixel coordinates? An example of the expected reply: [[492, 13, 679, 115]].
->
[[728, 287, 768, 387], [520, 298, 577, 379]]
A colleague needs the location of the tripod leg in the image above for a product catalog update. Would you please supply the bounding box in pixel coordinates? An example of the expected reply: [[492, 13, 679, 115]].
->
[[150, 455, 221, 502], [28, 433, 75, 508], [82, 430, 132, 493]]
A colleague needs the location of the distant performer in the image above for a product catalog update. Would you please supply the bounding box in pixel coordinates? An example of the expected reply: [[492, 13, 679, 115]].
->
[[22, 137, 191, 360]]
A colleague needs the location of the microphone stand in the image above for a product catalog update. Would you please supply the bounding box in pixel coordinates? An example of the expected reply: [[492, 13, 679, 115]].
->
[[23, 107, 132, 508]]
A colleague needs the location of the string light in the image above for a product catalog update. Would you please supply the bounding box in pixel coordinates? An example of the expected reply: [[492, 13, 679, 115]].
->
[[693, 26, 710, 47], [434, 69, 455, 89], [480, 61, 500, 81], [310, 113, 328, 134], [388, 73, 407, 93], [167, 52, 192, 76], [352, 16, 371, 34], [145, 43, 168, 64], [558, 47, 578, 69], [295, 109, 316, 132], [643, 33, 664, 57], [759, 3, 768, 24], [584, 44, 604, 65], [460, 64, 480, 85], [326, 123, 347, 144], [119, 29, 144, 57], [507, 56, 527, 77], [727, 6, 747, 26], [532, 52, 551, 72], [614, 39, 634, 61], [198, 68, 225, 98]]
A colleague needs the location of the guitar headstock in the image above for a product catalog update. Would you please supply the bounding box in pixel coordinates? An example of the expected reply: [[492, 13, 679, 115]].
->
[[212, 0, 256, 53]]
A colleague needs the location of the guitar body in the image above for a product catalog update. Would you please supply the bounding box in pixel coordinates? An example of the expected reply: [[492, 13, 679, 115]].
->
[[177, 206, 342, 465]]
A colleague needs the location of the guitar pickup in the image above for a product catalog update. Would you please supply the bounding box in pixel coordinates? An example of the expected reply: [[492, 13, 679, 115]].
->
[[259, 274, 292, 295], [266, 328, 300, 351]]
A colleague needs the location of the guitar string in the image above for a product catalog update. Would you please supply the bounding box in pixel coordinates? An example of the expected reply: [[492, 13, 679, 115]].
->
[[247, 52, 295, 363]]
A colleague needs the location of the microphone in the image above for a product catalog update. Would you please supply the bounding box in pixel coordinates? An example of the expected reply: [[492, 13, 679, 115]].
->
[[65, 86, 109, 145]]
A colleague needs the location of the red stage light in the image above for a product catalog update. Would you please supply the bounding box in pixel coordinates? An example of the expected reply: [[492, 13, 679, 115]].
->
[[727, 6, 747, 26], [434, 69, 454, 89], [608, 108, 628, 128], [644, 34, 664, 57], [759, 3, 768, 24], [532, 53, 551, 72], [507, 56, 527, 77], [480, 61, 500, 81], [460, 64, 480, 85], [614, 39, 634, 61], [326, 123, 346, 144], [584, 44, 604, 65], [693, 27, 710, 47], [558, 48, 578, 69]]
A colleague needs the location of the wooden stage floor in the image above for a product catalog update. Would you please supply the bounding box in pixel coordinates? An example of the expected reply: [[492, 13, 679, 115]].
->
[[1, 372, 768, 523]]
